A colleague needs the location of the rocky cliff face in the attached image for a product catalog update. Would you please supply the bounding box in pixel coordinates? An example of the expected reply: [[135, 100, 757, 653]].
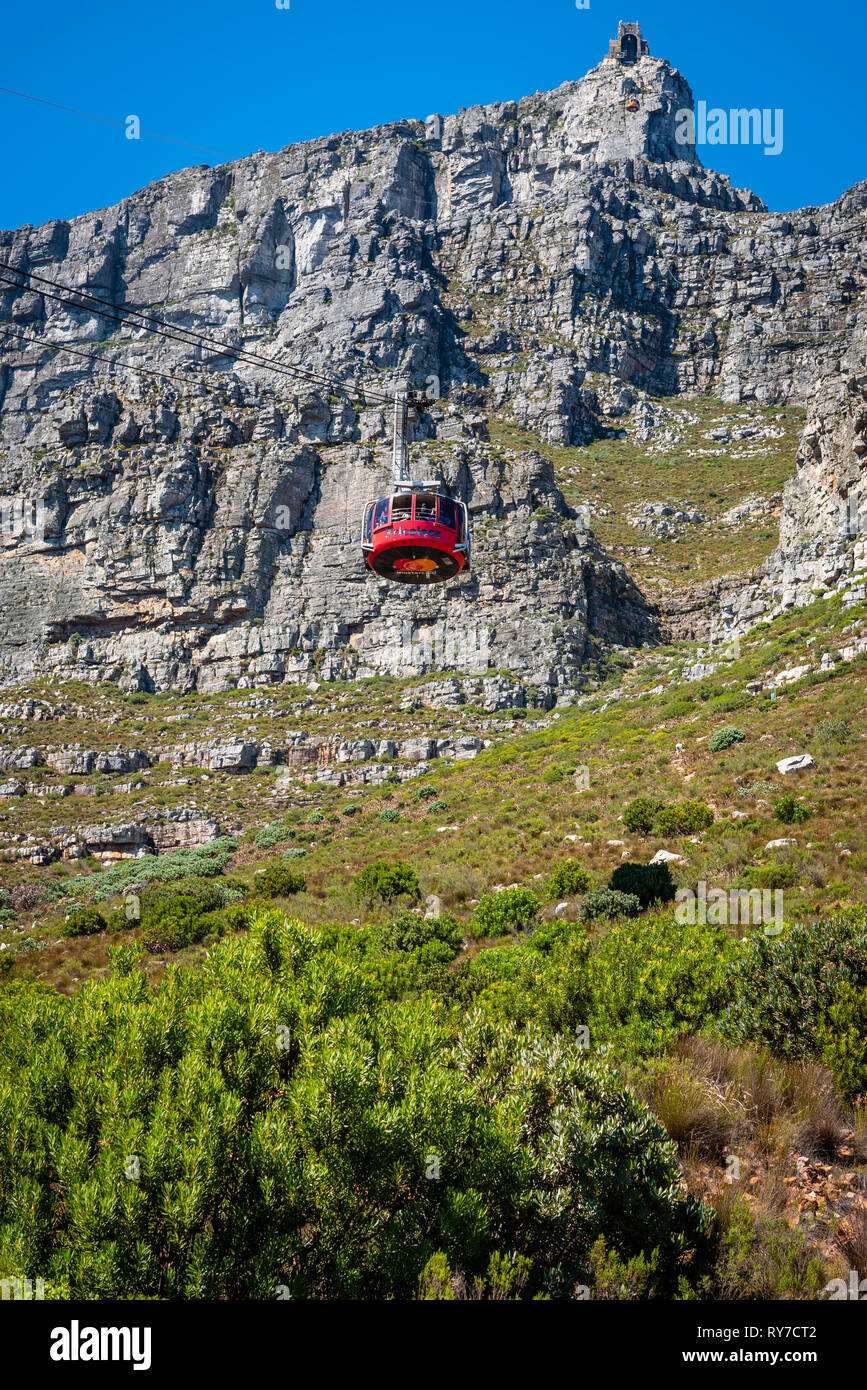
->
[[1, 43, 865, 698]]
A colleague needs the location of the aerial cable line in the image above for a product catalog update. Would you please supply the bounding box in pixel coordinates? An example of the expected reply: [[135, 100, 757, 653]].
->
[[0, 262, 394, 407], [0, 84, 229, 158], [0, 262, 389, 404], [0, 323, 232, 395]]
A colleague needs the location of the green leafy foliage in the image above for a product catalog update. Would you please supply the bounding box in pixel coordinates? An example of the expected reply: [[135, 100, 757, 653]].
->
[[0, 913, 711, 1298], [609, 862, 677, 911], [139, 896, 217, 955], [579, 888, 642, 922], [255, 822, 295, 850], [820, 981, 867, 1104], [63, 906, 107, 937], [545, 860, 593, 901], [741, 863, 797, 891], [623, 797, 664, 834], [259, 864, 306, 898], [354, 860, 421, 905], [471, 888, 540, 936], [720, 911, 867, 1059], [708, 726, 746, 752], [653, 801, 715, 836], [773, 794, 812, 825]]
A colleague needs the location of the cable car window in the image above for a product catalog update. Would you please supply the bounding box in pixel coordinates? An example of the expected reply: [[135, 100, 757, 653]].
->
[[454, 506, 465, 541], [414, 493, 437, 521], [391, 494, 413, 521], [373, 498, 390, 529], [437, 497, 457, 529], [363, 505, 373, 544]]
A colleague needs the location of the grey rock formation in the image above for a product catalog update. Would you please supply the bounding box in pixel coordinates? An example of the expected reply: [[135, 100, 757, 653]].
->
[[0, 35, 865, 694]]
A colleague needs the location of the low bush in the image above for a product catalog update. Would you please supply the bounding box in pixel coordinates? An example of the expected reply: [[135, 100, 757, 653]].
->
[[820, 981, 867, 1105], [63, 906, 107, 937], [259, 864, 306, 898], [255, 822, 295, 850], [372, 911, 463, 967], [140, 896, 214, 954], [0, 918, 713, 1299], [654, 801, 715, 837], [742, 863, 797, 891], [609, 862, 677, 911], [579, 888, 642, 922], [773, 794, 811, 825], [354, 860, 421, 905], [623, 797, 664, 835], [708, 726, 746, 753], [721, 910, 867, 1060], [471, 888, 540, 936], [545, 860, 593, 901], [379, 807, 400, 823]]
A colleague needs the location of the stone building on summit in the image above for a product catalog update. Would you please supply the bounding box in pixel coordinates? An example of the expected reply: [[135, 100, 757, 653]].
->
[[607, 22, 650, 63]]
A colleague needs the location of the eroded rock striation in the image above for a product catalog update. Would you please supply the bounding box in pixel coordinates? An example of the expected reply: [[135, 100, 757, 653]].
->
[[1, 30, 865, 697]]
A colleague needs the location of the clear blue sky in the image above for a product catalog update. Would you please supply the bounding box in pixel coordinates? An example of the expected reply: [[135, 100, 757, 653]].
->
[[1, 0, 864, 230]]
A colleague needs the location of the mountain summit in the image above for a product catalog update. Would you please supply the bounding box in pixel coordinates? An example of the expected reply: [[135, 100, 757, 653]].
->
[[0, 24, 864, 699]]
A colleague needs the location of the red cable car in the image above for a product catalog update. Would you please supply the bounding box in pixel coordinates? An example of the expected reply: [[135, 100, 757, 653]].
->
[[362, 485, 471, 584]]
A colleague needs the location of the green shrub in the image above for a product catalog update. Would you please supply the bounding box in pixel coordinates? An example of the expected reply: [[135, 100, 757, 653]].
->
[[413, 785, 439, 802], [354, 860, 421, 905], [283, 846, 306, 860], [579, 888, 642, 922], [342, 803, 360, 817], [712, 1197, 826, 1299], [471, 888, 540, 936], [379, 807, 400, 823], [658, 698, 696, 721], [654, 801, 715, 836], [259, 864, 306, 898], [0, 917, 712, 1298], [588, 913, 733, 1055], [742, 863, 797, 891], [623, 797, 664, 835], [225, 903, 253, 932], [60, 839, 237, 901], [820, 981, 867, 1104], [721, 911, 867, 1059], [307, 811, 324, 824], [140, 896, 210, 954], [609, 862, 677, 910], [773, 794, 811, 825], [813, 717, 851, 746], [546, 860, 593, 901], [708, 692, 750, 715], [255, 822, 295, 849], [0, 953, 13, 981], [708, 726, 746, 752], [373, 910, 463, 965], [426, 800, 449, 814], [141, 878, 226, 914], [63, 906, 108, 937]]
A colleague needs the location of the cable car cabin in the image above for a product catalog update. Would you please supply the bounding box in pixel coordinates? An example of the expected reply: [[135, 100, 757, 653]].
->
[[361, 489, 470, 584]]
